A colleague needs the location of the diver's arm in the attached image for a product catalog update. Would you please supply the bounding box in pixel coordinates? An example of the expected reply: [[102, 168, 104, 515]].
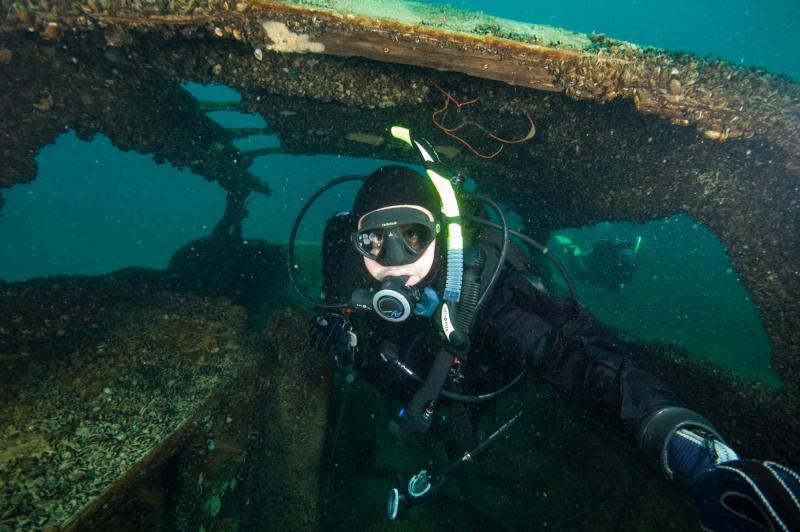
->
[[476, 272, 681, 432], [639, 407, 800, 530], [480, 272, 800, 530]]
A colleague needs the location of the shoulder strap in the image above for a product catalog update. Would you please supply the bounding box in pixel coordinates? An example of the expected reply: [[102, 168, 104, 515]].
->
[[474, 229, 532, 283]]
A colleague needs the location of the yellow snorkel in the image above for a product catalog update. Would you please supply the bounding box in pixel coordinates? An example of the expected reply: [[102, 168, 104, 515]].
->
[[391, 126, 465, 345], [391, 126, 463, 302]]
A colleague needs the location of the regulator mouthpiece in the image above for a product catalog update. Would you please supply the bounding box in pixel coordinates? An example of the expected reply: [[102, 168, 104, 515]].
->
[[351, 276, 421, 322]]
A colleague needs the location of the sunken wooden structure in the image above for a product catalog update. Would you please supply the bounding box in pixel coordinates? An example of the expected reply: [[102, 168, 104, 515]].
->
[[0, 271, 330, 531], [1, 0, 799, 529]]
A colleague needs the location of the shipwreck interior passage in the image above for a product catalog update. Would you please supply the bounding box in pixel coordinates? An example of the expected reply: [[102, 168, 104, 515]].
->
[[1, 0, 799, 530], [547, 215, 778, 387], [0, 131, 228, 281]]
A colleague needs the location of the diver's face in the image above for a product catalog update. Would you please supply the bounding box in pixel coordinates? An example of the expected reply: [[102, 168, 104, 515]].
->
[[359, 205, 437, 287]]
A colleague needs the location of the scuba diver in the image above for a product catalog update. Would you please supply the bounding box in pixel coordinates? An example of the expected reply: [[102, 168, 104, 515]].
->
[[555, 233, 641, 291], [288, 127, 799, 529]]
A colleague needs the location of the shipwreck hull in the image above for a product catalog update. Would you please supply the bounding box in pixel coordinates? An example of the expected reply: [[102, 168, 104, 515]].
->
[[1, 0, 798, 384]]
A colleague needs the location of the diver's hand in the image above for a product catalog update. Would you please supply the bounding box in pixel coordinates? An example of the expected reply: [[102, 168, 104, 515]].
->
[[667, 428, 800, 531], [309, 313, 347, 351], [308, 312, 353, 366], [693, 460, 800, 531]]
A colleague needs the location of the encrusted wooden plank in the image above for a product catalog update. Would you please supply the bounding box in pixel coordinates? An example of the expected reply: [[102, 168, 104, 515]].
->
[[0, 275, 259, 531]]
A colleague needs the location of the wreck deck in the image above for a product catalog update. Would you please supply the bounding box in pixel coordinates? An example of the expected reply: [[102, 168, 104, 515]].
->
[[0, 275, 258, 530]]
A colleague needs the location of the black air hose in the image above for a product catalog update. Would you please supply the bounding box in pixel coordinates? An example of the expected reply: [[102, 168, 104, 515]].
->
[[455, 248, 486, 333]]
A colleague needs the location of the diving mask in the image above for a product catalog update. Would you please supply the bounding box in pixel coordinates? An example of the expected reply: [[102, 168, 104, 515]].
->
[[353, 205, 440, 267]]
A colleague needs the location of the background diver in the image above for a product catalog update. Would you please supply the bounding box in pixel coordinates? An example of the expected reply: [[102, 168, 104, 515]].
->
[[288, 127, 800, 530], [555, 233, 642, 291]]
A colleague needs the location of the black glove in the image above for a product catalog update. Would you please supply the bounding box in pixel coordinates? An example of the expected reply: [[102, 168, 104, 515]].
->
[[667, 428, 800, 531], [308, 312, 352, 366]]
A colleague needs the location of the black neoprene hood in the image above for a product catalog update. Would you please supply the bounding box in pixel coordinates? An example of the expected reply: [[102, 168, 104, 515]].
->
[[351, 165, 444, 284], [352, 166, 440, 219]]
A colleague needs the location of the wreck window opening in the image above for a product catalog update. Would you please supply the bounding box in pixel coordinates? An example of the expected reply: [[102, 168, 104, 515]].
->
[[205, 110, 266, 129], [547, 214, 780, 388], [233, 135, 281, 152], [182, 85, 259, 129], [0, 131, 226, 282], [182, 83, 282, 162], [182, 82, 242, 103]]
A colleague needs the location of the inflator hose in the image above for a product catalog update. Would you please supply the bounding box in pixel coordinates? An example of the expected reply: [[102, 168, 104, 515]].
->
[[287, 175, 365, 309], [399, 331, 527, 403], [469, 195, 509, 323]]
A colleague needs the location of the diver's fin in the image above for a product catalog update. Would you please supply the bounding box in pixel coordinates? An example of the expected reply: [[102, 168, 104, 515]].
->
[[555, 234, 582, 256], [634, 236, 643, 254]]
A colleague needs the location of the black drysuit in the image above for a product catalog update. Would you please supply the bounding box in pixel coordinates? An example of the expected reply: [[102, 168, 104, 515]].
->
[[471, 270, 680, 434], [322, 210, 680, 436], [334, 232, 682, 439]]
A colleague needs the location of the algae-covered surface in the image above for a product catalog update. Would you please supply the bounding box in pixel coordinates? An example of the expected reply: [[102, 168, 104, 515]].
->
[[0, 274, 258, 530], [285, 0, 592, 48]]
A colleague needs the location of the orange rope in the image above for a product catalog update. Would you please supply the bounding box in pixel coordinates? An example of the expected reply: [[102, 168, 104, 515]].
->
[[431, 84, 535, 159]]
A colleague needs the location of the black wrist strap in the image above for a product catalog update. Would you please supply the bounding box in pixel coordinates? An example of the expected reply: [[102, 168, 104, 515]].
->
[[408, 348, 453, 418], [637, 406, 724, 479], [390, 347, 454, 444]]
